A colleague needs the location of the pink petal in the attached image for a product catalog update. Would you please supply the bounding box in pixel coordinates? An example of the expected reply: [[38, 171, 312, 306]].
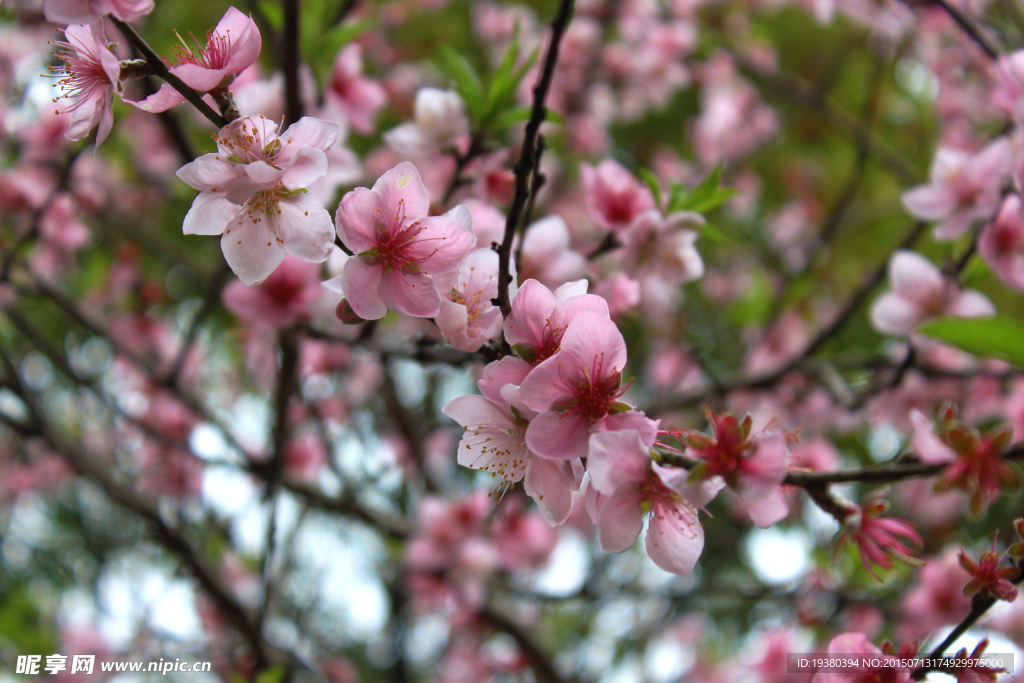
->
[[340, 256, 387, 320], [587, 429, 653, 494], [870, 292, 922, 337], [335, 186, 383, 254], [910, 409, 957, 465], [128, 82, 188, 113], [596, 489, 645, 553], [176, 154, 243, 191], [378, 269, 442, 318], [408, 216, 475, 274], [741, 487, 789, 528], [278, 117, 341, 160], [274, 193, 334, 263], [525, 411, 591, 460], [946, 290, 995, 318], [645, 500, 704, 575], [901, 185, 956, 221], [183, 191, 238, 236], [478, 356, 532, 402], [281, 147, 329, 190], [524, 458, 577, 526], [372, 161, 430, 224], [217, 8, 262, 74], [220, 209, 287, 286], [170, 64, 230, 93], [504, 278, 557, 347]]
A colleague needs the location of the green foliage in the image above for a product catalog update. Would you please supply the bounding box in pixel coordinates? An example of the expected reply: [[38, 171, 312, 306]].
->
[[0, 584, 58, 655], [918, 316, 1024, 368], [667, 164, 739, 214], [436, 25, 544, 134]]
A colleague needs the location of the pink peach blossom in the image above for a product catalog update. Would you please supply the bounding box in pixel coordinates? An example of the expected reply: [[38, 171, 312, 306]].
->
[[442, 384, 581, 525], [520, 311, 657, 461], [335, 162, 475, 319], [435, 248, 505, 352], [869, 250, 995, 337], [325, 44, 387, 135], [587, 429, 723, 575], [176, 115, 340, 285], [44, 0, 152, 24], [901, 138, 1011, 240], [222, 254, 324, 328], [684, 409, 790, 528], [49, 22, 121, 146], [580, 158, 656, 231], [979, 193, 1024, 291], [133, 7, 262, 113], [518, 215, 588, 288]]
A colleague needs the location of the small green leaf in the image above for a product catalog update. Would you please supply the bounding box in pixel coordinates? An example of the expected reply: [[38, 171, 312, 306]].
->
[[320, 19, 376, 61], [687, 462, 711, 483], [636, 168, 662, 210], [437, 45, 485, 123], [257, 0, 283, 28], [667, 164, 737, 214], [608, 401, 632, 414], [255, 665, 287, 683], [512, 344, 537, 363], [917, 316, 1024, 368], [699, 222, 727, 244]]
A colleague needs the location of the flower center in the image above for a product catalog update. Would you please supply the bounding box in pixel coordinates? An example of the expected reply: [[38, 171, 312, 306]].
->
[[554, 355, 625, 422], [370, 199, 440, 273], [217, 117, 281, 164], [172, 28, 233, 72], [49, 37, 112, 114]]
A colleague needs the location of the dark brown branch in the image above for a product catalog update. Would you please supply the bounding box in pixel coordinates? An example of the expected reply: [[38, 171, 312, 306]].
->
[[281, 0, 303, 126], [658, 443, 1024, 486], [496, 0, 575, 318], [478, 606, 575, 683], [109, 18, 227, 128], [930, 0, 1001, 59]]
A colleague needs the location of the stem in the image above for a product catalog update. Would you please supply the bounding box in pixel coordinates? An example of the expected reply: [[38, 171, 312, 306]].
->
[[282, 0, 303, 126], [109, 18, 228, 129], [495, 0, 575, 319]]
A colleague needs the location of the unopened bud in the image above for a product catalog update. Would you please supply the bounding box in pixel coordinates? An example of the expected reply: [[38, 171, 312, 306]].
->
[[335, 298, 364, 324]]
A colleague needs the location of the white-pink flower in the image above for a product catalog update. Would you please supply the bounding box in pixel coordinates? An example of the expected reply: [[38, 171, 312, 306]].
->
[[335, 162, 475, 319], [49, 22, 120, 146], [383, 88, 469, 158], [435, 248, 506, 352], [325, 44, 387, 135], [518, 216, 588, 288], [901, 138, 1011, 241], [869, 250, 995, 337], [979, 193, 1024, 292], [133, 7, 262, 113], [519, 311, 658, 461], [587, 429, 723, 575], [442, 384, 582, 525], [621, 209, 705, 284], [176, 115, 339, 285], [44, 0, 152, 24]]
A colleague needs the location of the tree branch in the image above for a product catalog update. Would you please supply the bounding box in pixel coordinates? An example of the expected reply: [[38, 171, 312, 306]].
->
[[109, 18, 227, 129], [495, 0, 575, 318]]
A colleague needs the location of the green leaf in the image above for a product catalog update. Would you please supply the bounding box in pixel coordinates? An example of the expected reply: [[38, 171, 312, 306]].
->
[[257, 0, 283, 29], [491, 106, 563, 130], [437, 45, 485, 123], [699, 222, 728, 244], [255, 665, 288, 683], [667, 164, 737, 214], [320, 19, 376, 62], [636, 168, 662, 210], [512, 344, 537, 363], [918, 316, 1024, 368], [608, 401, 632, 414]]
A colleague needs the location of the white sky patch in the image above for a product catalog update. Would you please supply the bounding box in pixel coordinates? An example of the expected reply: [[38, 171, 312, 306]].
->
[[743, 526, 811, 586], [189, 424, 227, 462], [527, 529, 590, 597], [645, 637, 692, 683], [868, 422, 903, 462], [202, 466, 259, 518]]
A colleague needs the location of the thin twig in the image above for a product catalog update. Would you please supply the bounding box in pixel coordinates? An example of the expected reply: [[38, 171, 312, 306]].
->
[[496, 0, 576, 319], [109, 18, 227, 128]]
